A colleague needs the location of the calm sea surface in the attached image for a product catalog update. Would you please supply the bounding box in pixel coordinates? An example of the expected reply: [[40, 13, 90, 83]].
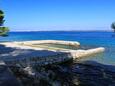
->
[[0, 31, 115, 65]]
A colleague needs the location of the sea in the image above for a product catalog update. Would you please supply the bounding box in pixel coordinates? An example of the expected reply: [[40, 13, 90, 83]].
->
[[0, 31, 115, 65]]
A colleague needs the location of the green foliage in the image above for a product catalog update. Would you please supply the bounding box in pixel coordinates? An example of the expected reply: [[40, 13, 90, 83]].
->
[[0, 10, 4, 26], [111, 22, 115, 32], [0, 10, 9, 36], [0, 27, 9, 36], [0, 10, 4, 14]]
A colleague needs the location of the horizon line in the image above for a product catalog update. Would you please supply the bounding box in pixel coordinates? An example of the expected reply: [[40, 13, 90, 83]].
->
[[10, 30, 112, 32]]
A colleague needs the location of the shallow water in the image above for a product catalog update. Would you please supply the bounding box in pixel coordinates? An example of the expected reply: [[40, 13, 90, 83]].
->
[[34, 43, 79, 50], [0, 31, 115, 65]]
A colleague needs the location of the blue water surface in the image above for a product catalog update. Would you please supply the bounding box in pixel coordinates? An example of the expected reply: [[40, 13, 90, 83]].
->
[[0, 31, 115, 65]]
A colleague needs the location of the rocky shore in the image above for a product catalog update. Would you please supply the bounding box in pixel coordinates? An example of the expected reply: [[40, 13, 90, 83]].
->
[[9, 60, 115, 86], [0, 41, 105, 66], [0, 61, 21, 86], [0, 42, 114, 86]]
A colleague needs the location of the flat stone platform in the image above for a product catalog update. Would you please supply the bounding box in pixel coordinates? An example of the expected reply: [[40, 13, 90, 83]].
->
[[0, 40, 105, 66]]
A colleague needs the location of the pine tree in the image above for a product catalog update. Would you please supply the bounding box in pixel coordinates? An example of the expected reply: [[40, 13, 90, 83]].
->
[[0, 10, 9, 36]]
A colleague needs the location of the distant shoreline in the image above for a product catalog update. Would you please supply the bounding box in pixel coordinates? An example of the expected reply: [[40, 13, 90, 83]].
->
[[10, 30, 112, 32]]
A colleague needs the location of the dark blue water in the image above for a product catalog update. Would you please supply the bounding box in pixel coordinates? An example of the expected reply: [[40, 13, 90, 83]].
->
[[0, 31, 115, 65]]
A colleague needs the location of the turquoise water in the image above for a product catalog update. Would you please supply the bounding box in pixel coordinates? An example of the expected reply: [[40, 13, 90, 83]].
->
[[0, 31, 115, 65]]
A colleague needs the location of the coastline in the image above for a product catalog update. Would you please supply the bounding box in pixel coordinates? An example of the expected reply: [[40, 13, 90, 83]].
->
[[0, 31, 115, 65], [0, 38, 114, 86], [0, 40, 104, 66]]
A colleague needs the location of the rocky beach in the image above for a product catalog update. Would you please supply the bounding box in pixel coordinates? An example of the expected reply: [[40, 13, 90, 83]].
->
[[9, 60, 115, 86], [0, 45, 115, 86]]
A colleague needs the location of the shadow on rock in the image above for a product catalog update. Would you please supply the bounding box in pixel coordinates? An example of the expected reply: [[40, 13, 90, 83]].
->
[[10, 60, 115, 86], [0, 45, 15, 54]]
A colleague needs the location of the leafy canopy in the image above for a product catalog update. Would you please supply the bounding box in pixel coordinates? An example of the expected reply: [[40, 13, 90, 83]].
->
[[0, 10, 9, 36], [0, 10, 4, 26], [111, 22, 115, 29]]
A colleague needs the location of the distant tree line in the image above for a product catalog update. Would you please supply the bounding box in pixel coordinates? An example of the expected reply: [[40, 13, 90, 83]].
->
[[0, 10, 9, 36]]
